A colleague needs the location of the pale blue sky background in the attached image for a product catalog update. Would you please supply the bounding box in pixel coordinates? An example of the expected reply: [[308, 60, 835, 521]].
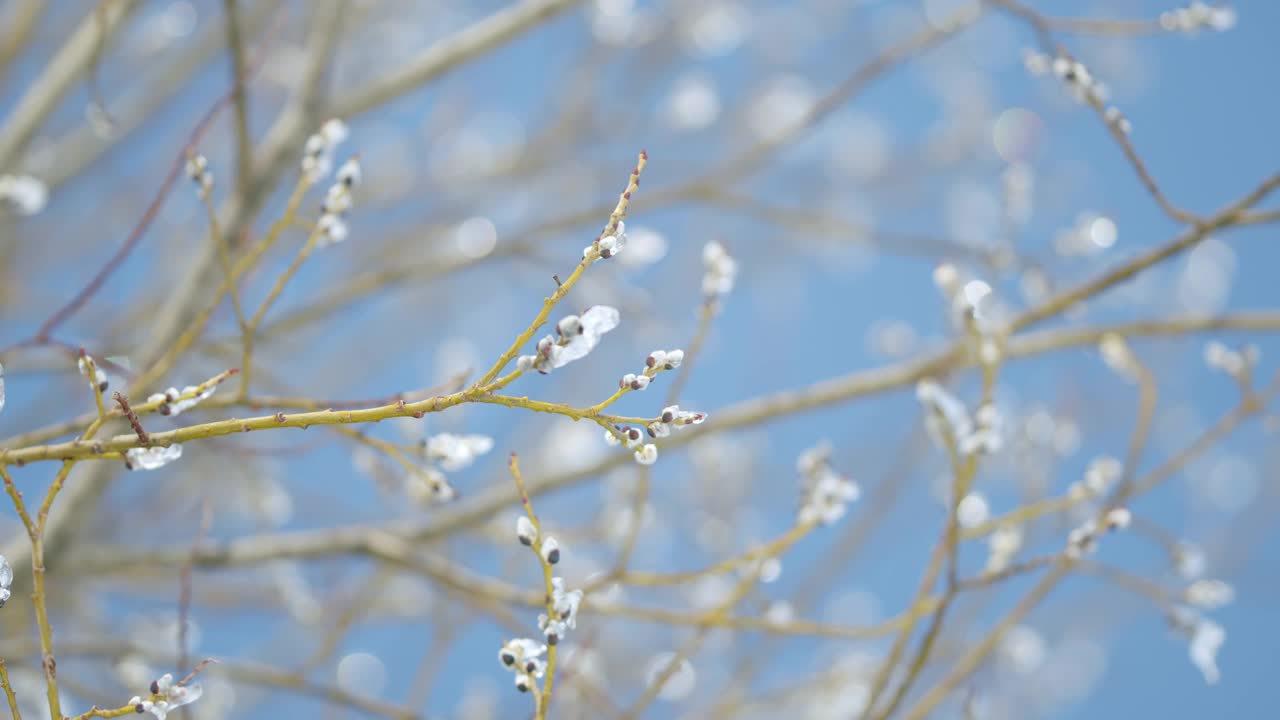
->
[[1, 1, 1278, 718]]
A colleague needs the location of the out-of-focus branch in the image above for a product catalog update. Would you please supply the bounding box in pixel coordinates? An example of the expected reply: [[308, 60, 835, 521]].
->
[[29, 12, 277, 344], [705, 430, 926, 716], [693, 187, 1010, 265], [701, 4, 982, 183], [60, 307, 1280, 572], [0, 0, 46, 84], [0, 0, 142, 171], [0, 639, 419, 720], [38, 0, 280, 191], [999, 0, 1268, 226], [223, 0, 253, 212], [4, 2, 342, 610], [332, 0, 584, 119], [1236, 208, 1280, 226], [1010, 172, 1280, 333], [134, 1, 344, 372], [989, 0, 1164, 39], [901, 377, 1279, 719]]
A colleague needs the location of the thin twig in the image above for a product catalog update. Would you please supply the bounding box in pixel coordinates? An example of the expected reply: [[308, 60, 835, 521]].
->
[[0, 658, 20, 720], [111, 392, 148, 446], [509, 454, 559, 720]]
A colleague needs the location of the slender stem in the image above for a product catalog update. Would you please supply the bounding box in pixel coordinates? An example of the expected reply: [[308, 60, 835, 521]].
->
[[664, 299, 714, 406], [901, 562, 1068, 720], [899, 377, 1278, 720], [473, 152, 647, 388], [509, 454, 558, 720], [607, 465, 650, 578], [0, 466, 35, 538], [66, 703, 151, 720], [1009, 172, 1280, 335], [585, 387, 628, 416], [138, 177, 312, 394], [25, 412, 105, 720], [242, 226, 326, 398], [201, 192, 249, 351], [865, 358, 999, 719], [619, 548, 791, 719], [607, 521, 815, 589], [222, 0, 253, 210], [4, 309, 1275, 455], [79, 355, 106, 422], [0, 657, 21, 720]]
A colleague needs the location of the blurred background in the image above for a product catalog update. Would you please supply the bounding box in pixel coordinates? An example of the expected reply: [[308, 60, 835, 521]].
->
[[1, 0, 1278, 718]]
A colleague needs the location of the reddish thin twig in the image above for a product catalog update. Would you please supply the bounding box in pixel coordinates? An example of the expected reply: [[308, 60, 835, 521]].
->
[[178, 657, 219, 687], [34, 18, 278, 341], [112, 392, 149, 446], [178, 500, 214, 673]]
